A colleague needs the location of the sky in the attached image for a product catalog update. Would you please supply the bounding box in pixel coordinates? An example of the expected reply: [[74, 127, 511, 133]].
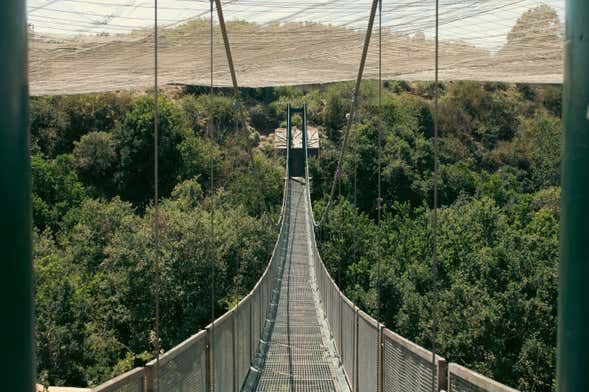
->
[[27, 0, 564, 51]]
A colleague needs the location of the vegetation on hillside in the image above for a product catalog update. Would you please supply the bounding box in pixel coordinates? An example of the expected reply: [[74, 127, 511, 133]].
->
[[31, 90, 283, 387], [32, 79, 561, 390], [309, 80, 561, 391]]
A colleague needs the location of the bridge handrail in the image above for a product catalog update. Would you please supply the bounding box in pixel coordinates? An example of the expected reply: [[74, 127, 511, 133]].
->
[[307, 201, 448, 391], [92, 145, 291, 392], [92, 367, 145, 392], [302, 146, 519, 392], [447, 363, 519, 392]]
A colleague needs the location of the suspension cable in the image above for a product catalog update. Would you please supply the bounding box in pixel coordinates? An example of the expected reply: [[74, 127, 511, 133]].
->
[[317, 0, 380, 228], [431, 0, 440, 391], [153, 0, 161, 389], [208, 1, 216, 391], [376, 0, 383, 321], [213, 0, 267, 214]]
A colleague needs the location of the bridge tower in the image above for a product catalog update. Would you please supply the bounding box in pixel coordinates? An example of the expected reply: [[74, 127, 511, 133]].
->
[[286, 104, 307, 177]]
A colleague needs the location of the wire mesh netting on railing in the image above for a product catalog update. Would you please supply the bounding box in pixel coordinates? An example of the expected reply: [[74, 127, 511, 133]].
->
[[356, 309, 380, 392], [150, 330, 208, 392], [304, 167, 521, 392], [340, 296, 356, 389], [211, 310, 235, 391], [235, 294, 253, 386], [304, 170, 447, 392], [382, 329, 446, 392], [91, 178, 290, 392]]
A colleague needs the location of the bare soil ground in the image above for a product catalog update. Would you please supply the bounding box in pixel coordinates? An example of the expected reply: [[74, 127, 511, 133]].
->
[[29, 21, 562, 96]]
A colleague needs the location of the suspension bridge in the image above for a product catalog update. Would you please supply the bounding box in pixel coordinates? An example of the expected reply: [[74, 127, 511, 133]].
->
[[91, 104, 516, 392], [1, 0, 588, 391]]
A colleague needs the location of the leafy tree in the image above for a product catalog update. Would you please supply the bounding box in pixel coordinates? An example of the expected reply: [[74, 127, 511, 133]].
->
[[177, 135, 222, 190], [30, 81, 562, 391], [113, 95, 190, 206], [73, 131, 117, 196], [32, 154, 87, 230]]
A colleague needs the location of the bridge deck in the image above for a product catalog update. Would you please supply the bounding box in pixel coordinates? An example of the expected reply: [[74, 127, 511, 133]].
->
[[255, 179, 346, 392]]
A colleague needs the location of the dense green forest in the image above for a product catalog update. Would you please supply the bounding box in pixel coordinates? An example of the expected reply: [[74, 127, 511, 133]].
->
[[32, 80, 561, 390]]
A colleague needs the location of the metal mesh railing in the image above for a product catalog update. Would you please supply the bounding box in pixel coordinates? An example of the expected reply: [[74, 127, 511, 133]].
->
[[154, 331, 208, 392], [382, 329, 446, 392], [447, 363, 519, 392], [304, 159, 449, 392], [235, 295, 253, 386], [92, 160, 291, 392], [93, 139, 521, 392], [301, 134, 522, 392], [211, 311, 236, 391], [356, 310, 379, 392], [340, 296, 356, 389]]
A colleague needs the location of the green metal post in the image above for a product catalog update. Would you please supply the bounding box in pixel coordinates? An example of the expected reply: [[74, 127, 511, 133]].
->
[[559, 0, 589, 390], [0, 0, 33, 391]]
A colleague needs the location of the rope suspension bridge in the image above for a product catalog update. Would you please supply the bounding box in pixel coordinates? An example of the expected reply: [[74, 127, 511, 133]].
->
[[92, 106, 519, 392], [1, 0, 588, 392], [91, 2, 520, 389]]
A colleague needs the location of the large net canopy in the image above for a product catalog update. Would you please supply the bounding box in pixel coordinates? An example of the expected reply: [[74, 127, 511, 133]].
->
[[28, 0, 564, 95]]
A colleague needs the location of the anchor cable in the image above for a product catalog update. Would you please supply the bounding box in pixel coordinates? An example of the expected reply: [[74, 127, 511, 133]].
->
[[208, 1, 217, 390], [317, 0, 380, 227]]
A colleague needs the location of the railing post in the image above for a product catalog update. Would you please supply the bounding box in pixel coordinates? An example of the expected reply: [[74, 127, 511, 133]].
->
[[354, 307, 359, 392], [250, 299, 254, 362], [339, 293, 343, 365], [378, 324, 384, 392], [559, 1, 589, 391], [0, 1, 32, 391], [259, 284, 263, 339], [436, 358, 448, 392], [233, 310, 237, 392], [206, 328, 213, 392], [144, 364, 155, 392]]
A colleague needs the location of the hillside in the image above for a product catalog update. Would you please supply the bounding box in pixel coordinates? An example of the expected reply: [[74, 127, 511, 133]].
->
[[32, 80, 561, 390]]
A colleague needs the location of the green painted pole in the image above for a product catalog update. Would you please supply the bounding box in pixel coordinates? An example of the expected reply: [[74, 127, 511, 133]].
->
[[0, 1, 33, 391], [558, 0, 589, 390]]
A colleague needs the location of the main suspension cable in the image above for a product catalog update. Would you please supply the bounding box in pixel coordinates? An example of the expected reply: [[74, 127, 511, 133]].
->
[[376, 0, 383, 322], [317, 0, 380, 228], [431, 0, 440, 391], [208, 1, 217, 390], [153, 0, 161, 389]]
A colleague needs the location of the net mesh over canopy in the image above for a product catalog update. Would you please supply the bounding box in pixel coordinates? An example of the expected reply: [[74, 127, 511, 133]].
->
[[28, 0, 564, 96]]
